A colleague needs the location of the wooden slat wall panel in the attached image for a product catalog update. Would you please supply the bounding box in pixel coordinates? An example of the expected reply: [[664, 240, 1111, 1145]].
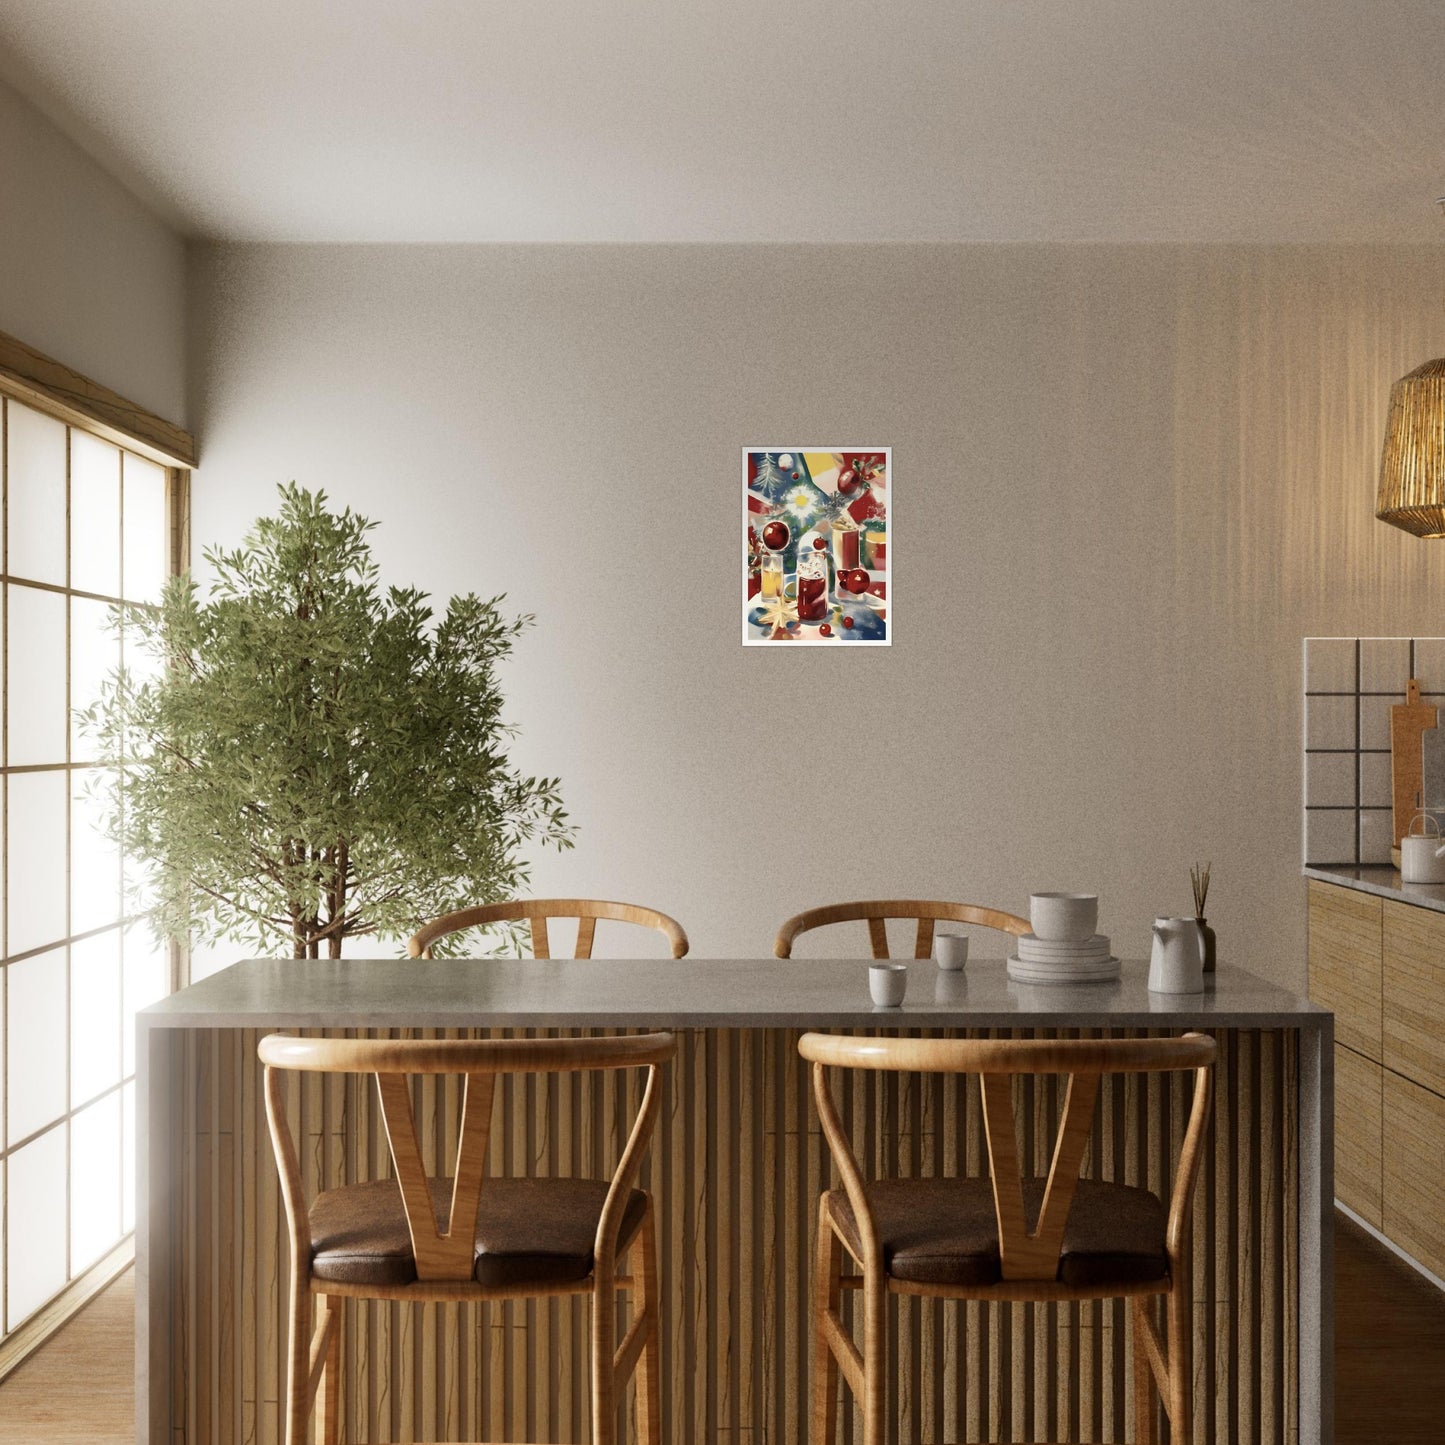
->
[[169, 1026, 1298, 1444]]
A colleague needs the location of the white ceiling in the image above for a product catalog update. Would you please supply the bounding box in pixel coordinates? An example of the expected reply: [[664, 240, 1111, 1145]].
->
[[1, 0, 1443, 244]]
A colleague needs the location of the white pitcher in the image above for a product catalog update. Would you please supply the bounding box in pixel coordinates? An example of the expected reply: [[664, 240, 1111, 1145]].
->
[[1148, 916, 1206, 994]]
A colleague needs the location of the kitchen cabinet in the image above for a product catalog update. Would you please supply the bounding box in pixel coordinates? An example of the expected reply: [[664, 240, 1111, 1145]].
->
[[1383, 1070, 1445, 1281], [1334, 1043, 1383, 1228], [1307, 874, 1445, 1284], [1383, 898, 1445, 1097], [1307, 881, 1381, 1060]]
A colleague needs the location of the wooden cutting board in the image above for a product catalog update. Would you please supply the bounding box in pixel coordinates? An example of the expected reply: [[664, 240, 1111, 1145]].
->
[[1392, 678, 1439, 850]]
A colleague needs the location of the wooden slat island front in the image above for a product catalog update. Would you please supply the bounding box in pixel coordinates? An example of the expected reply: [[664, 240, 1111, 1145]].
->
[[136, 960, 1333, 1444]]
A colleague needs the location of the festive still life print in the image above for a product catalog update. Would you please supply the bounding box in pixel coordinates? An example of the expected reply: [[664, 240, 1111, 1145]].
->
[[743, 448, 889, 645]]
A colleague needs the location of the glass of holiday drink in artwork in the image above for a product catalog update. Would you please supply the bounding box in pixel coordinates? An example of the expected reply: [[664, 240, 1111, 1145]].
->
[[831, 519, 861, 572], [761, 553, 784, 599], [861, 524, 886, 573], [796, 549, 829, 623]]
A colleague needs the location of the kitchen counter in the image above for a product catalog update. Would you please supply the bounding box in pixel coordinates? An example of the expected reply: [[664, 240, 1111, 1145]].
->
[[137, 956, 1334, 1444], [143, 955, 1326, 1030], [1304, 862, 1445, 915]]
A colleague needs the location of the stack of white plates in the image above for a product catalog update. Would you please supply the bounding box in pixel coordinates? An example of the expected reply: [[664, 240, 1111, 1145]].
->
[[1007, 932, 1120, 984]]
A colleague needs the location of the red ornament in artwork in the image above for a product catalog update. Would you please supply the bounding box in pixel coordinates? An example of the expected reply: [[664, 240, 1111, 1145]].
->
[[791, 472, 800, 480], [842, 616, 855, 629], [812, 536, 827, 550], [819, 623, 832, 637], [762, 520, 790, 551], [837, 467, 858, 493], [842, 568, 870, 594]]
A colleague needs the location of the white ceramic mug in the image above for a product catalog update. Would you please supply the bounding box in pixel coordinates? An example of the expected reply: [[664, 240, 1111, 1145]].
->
[[1030, 892, 1099, 941], [933, 933, 969, 970], [869, 962, 908, 1007], [1148, 916, 1206, 994]]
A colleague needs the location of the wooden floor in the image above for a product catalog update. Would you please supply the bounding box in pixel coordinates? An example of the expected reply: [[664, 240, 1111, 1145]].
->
[[0, 1214, 1440, 1442], [0, 1269, 134, 1443], [1333, 1213, 1445, 1445]]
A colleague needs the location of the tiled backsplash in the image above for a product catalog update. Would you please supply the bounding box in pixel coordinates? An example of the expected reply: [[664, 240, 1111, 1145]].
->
[[1303, 637, 1445, 865]]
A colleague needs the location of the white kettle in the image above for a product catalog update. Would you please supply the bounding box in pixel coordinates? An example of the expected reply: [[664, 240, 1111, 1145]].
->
[[1400, 813, 1445, 884], [1148, 916, 1206, 994]]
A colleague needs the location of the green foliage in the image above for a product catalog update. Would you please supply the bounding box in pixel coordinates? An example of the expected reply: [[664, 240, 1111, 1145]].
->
[[79, 484, 574, 958]]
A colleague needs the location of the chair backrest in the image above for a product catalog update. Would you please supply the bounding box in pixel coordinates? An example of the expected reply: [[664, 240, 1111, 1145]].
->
[[407, 898, 689, 960], [774, 898, 1030, 960], [797, 1032, 1216, 1282], [259, 1032, 676, 1284]]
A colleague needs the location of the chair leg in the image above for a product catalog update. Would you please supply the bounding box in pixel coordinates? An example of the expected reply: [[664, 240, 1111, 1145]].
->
[[283, 1271, 312, 1445], [634, 1202, 663, 1445], [1131, 1297, 1158, 1445], [592, 1267, 618, 1445], [861, 1264, 887, 1445], [811, 1201, 843, 1445], [1165, 1267, 1192, 1440], [318, 1296, 341, 1445]]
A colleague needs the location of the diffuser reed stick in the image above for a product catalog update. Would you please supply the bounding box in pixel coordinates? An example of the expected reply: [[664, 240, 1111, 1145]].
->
[[1191, 862, 1216, 972], [1191, 861, 1212, 919]]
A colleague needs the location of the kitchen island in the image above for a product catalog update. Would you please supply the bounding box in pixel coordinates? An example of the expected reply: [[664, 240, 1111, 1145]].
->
[[136, 958, 1332, 1444]]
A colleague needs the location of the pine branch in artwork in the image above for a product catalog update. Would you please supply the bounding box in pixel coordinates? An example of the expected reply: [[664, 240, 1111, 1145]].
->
[[751, 451, 784, 500]]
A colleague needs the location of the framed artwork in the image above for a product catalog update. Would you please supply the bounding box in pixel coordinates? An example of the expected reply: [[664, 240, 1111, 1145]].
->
[[742, 448, 890, 646]]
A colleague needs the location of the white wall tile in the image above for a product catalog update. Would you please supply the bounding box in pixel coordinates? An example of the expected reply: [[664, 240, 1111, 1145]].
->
[[1360, 751, 1393, 809], [1305, 809, 1356, 866], [1414, 638, 1445, 695], [1359, 694, 1403, 752], [1305, 752, 1355, 808], [1359, 809, 1394, 865], [1306, 695, 1356, 750], [1361, 637, 1412, 694], [1304, 638, 1356, 693]]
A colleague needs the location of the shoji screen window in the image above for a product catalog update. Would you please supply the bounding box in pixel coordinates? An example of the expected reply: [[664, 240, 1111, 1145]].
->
[[1, 395, 173, 1340]]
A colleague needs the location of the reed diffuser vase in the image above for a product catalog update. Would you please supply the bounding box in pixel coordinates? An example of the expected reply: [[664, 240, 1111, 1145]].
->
[[1191, 861, 1216, 974]]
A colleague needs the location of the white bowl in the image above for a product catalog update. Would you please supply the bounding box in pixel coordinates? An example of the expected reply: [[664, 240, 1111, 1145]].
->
[[1029, 892, 1098, 942]]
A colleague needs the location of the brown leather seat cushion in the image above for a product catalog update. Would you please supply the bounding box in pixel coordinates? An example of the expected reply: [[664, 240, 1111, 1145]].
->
[[828, 1176, 1168, 1288], [309, 1176, 647, 1289]]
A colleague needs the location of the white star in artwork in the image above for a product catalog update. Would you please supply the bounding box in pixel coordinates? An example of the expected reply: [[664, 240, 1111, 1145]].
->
[[756, 594, 799, 633]]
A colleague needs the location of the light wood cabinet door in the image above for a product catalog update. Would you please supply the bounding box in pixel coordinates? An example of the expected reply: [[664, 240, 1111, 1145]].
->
[[1334, 1044, 1382, 1227], [1383, 1070, 1445, 1281], [1383, 899, 1445, 1098], [1308, 881, 1382, 1061]]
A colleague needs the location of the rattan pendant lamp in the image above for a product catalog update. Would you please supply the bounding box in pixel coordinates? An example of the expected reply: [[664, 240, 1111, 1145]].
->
[[1377, 200, 1445, 537]]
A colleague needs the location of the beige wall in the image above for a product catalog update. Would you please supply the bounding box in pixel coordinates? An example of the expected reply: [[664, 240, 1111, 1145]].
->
[[187, 242, 1445, 983], [0, 77, 186, 424]]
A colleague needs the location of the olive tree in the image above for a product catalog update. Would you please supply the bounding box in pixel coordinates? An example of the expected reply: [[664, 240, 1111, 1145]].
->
[[81, 484, 573, 958]]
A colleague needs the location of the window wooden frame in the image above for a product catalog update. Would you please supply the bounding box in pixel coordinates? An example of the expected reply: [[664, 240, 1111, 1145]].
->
[[0, 327, 193, 1380]]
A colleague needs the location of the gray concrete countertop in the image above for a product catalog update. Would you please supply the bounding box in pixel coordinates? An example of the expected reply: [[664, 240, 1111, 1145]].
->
[[141, 957, 1326, 1031], [1304, 863, 1445, 916]]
